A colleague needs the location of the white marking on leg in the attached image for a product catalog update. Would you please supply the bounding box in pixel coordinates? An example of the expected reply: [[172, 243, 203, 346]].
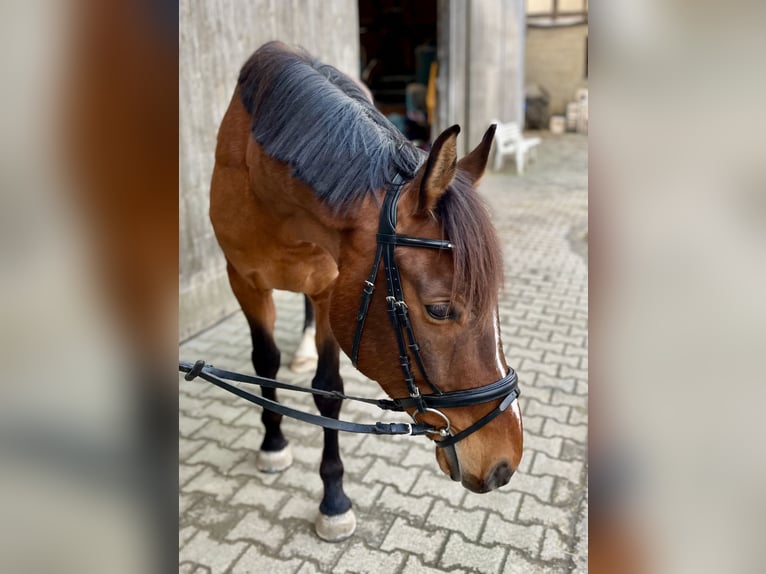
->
[[290, 326, 318, 373]]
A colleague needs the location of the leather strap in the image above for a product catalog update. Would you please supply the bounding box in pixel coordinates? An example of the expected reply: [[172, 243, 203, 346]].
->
[[393, 369, 518, 410], [376, 234, 452, 250], [180, 361, 432, 436], [435, 389, 520, 448]]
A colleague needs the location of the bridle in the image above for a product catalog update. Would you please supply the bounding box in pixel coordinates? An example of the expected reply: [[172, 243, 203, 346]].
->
[[179, 175, 519, 451], [350, 174, 520, 449]]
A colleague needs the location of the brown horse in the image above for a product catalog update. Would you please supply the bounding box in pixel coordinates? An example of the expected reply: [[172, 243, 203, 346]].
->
[[210, 41, 523, 541]]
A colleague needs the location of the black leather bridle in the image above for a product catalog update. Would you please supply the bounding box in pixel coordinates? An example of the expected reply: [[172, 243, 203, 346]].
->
[[179, 175, 520, 450], [349, 175, 520, 449]]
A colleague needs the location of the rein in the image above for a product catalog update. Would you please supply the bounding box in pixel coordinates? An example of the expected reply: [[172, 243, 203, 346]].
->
[[179, 175, 520, 446], [179, 359, 519, 440]]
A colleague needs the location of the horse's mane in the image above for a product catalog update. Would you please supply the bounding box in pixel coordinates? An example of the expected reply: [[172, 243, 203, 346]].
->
[[238, 42, 503, 320], [238, 41, 424, 213]]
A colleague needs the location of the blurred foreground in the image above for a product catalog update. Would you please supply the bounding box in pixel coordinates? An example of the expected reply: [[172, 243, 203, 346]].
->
[[0, 1, 177, 572]]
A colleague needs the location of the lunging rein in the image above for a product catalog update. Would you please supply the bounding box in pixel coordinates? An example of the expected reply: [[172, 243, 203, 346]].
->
[[180, 176, 520, 449]]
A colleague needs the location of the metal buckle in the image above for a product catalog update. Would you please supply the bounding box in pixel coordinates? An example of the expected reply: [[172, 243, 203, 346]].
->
[[413, 408, 451, 437], [403, 423, 413, 436], [363, 280, 375, 294]]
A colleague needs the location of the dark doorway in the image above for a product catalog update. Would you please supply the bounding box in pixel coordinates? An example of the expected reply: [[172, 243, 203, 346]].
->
[[358, 0, 437, 146]]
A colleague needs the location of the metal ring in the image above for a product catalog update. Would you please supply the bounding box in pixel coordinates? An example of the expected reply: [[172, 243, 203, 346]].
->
[[412, 408, 451, 437]]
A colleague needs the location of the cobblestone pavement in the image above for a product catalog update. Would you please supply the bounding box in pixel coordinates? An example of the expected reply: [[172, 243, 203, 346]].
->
[[179, 133, 588, 574]]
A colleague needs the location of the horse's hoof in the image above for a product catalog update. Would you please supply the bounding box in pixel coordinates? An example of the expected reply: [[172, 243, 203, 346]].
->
[[255, 444, 293, 473], [315, 508, 356, 542], [289, 355, 318, 374]]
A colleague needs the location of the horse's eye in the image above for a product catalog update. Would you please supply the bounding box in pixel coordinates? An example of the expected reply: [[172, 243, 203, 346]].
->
[[426, 303, 458, 321]]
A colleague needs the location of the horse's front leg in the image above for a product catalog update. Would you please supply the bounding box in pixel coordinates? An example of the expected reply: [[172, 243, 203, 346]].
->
[[310, 293, 355, 541]]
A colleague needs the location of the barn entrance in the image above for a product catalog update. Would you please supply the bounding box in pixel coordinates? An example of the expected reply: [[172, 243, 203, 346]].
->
[[358, 0, 438, 148]]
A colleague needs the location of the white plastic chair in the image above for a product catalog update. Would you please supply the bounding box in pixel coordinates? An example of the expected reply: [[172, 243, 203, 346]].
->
[[491, 120, 541, 174]]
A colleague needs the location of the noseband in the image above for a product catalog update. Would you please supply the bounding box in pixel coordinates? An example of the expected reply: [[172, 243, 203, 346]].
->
[[350, 175, 520, 448]]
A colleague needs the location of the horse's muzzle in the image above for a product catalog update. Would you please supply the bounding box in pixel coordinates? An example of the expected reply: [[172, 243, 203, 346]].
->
[[461, 460, 515, 493]]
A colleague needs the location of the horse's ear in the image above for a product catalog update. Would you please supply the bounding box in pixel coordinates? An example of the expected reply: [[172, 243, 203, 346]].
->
[[414, 124, 460, 214], [457, 124, 496, 185]]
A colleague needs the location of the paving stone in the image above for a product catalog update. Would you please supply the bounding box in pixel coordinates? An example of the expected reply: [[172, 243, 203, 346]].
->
[[550, 332, 584, 347], [520, 414, 544, 435], [344, 479, 384, 509], [229, 482, 288, 513], [362, 458, 418, 492], [524, 432, 563, 458], [507, 471, 554, 502], [518, 494, 570, 531], [540, 527, 570, 562], [203, 400, 248, 424], [181, 530, 246, 574], [179, 393, 211, 416], [441, 532, 507, 574], [231, 547, 303, 574], [193, 419, 249, 446], [559, 365, 587, 382], [524, 399, 570, 424], [187, 441, 247, 474], [296, 560, 323, 574], [276, 464, 323, 496], [531, 453, 584, 484], [530, 372, 576, 393], [461, 487, 521, 518], [401, 555, 467, 574], [410, 469, 466, 506], [183, 496, 243, 535], [180, 416, 210, 438], [555, 473, 584, 504], [180, 438, 207, 459], [334, 542, 405, 574], [180, 464, 205, 487], [542, 418, 587, 443], [228, 458, 282, 484], [380, 517, 448, 563], [569, 406, 587, 426], [178, 562, 198, 574], [560, 438, 586, 461], [226, 509, 288, 549], [530, 339, 565, 353], [278, 491, 318, 522], [427, 499, 486, 541], [375, 484, 434, 521], [543, 351, 580, 369], [180, 525, 197, 548], [183, 467, 241, 502], [482, 513, 544, 555], [278, 531, 346, 570], [550, 389, 587, 409], [503, 550, 567, 574]]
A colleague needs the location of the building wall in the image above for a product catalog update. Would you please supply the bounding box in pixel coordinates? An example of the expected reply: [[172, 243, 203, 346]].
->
[[179, 0, 359, 340], [525, 23, 588, 115], [437, 0, 525, 155]]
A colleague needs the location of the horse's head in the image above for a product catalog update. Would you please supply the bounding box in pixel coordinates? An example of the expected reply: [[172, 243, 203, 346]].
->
[[332, 124, 523, 493]]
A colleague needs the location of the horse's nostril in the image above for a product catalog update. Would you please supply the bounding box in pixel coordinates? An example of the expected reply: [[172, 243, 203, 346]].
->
[[486, 461, 514, 490]]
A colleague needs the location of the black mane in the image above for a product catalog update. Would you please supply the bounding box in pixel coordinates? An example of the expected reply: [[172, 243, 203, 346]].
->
[[238, 41, 424, 213]]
